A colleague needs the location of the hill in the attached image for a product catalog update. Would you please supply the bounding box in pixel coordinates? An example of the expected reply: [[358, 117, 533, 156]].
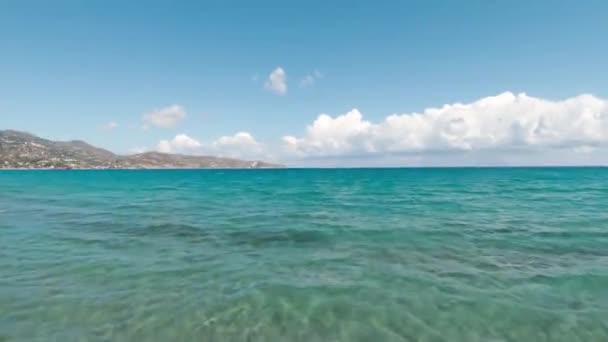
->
[[0, 130, 283, 169]]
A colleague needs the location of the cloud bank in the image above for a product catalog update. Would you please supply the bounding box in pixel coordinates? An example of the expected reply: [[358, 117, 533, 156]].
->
[[136, 92, 607, 166], [282, 92, 608, 161], [143, 105, 186, 128]]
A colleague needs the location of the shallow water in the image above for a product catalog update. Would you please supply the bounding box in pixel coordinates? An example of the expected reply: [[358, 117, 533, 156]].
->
[[1, 168, 607, 341]]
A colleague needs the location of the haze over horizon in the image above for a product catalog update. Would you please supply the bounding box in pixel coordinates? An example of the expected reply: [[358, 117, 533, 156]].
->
[[1, 0, 607, 166]]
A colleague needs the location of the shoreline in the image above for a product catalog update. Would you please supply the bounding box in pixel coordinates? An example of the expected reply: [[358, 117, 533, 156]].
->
[[1, 165, 607, 171], [0, 167, 287, 171]]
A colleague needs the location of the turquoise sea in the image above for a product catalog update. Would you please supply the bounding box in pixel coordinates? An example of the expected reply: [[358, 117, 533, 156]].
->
[[1, 168, 607, 341]]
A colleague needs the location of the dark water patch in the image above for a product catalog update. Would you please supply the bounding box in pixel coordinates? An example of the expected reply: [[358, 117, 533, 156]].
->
[[138, 222, 213, 242], [55, 232, 126, 251], [534, 230, 608, 239], [146, 185, 179, 191], [227, 229, 331, 247]]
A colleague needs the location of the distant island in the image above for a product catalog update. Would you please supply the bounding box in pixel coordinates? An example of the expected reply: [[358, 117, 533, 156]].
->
[[0, 130, 284, 169]]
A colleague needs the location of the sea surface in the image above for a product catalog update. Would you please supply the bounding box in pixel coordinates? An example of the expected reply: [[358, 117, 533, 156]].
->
[[1, 168, 607, 341]]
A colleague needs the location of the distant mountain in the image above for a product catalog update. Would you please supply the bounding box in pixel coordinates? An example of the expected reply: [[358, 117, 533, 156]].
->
[[0, 130, 284, 169]]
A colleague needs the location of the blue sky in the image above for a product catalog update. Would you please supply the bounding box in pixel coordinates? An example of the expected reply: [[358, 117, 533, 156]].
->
[[1, 0, 607, 166]]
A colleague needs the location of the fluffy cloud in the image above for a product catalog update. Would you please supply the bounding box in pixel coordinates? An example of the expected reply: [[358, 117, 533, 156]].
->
[[283, 92, 608, 158], [99, 121, 118, 131], [154, 132, 266, 159], [211, 132, 264, 159], [157, 134, 201, 153], [143, 105, 186, 128], [128, 146, 147, 154], [130, 92, 607, 165], [214, 131, 258, 147], [265, 67, 287, 95], [300, 69, 323, 88]]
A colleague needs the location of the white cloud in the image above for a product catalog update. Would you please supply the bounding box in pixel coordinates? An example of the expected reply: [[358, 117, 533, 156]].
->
[[129, 92, 608, 166], [153, 132, 267, 160], [283, 92, 608, 161], [211, 132, 264, 159], [265, 67, 287, 95], [157, 134, 201, 153], [99, 121, 118, 131], [128, 146, 147, 154], [214, 131, 258, 146], [142, 105, 186, 128], [299, 75, 315, 87], [300, 69, 323, 88]]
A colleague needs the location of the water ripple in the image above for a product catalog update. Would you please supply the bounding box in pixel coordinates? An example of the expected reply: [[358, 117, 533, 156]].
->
[[1, 168, 607, 341]]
